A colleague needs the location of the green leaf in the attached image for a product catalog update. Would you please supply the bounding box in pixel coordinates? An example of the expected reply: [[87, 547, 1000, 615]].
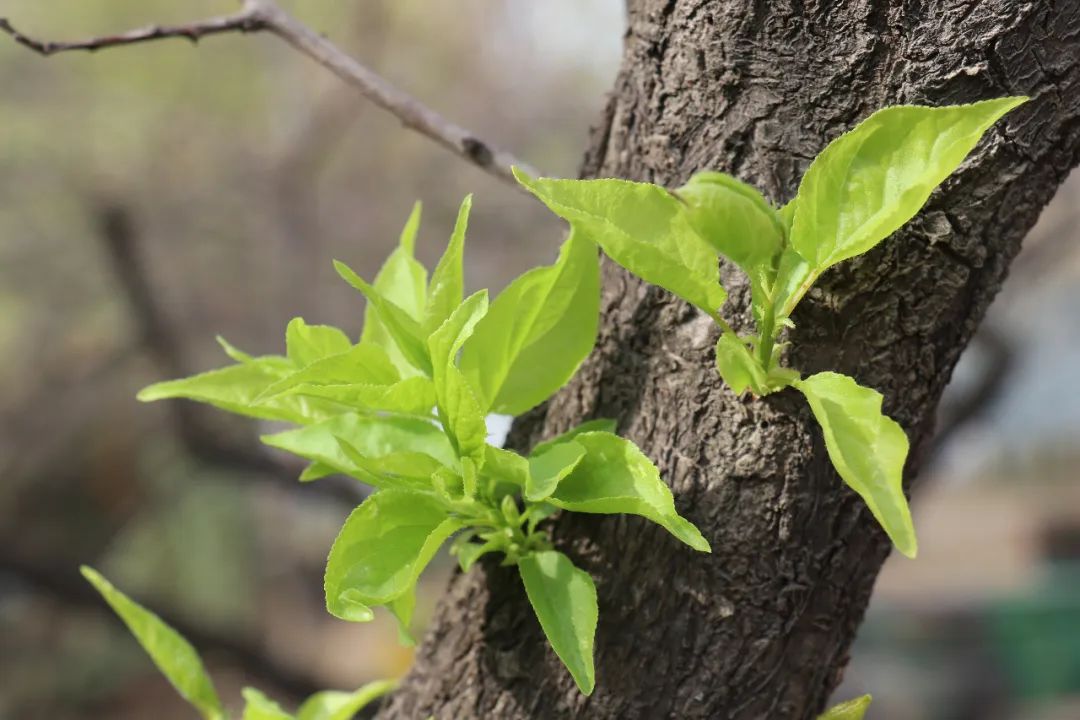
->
[[451, 535, 502, 573], [335, 260, 432, 376], [547, 432, 710, 552], [515, 169, 726, 317], [215, 335, 256, 363], [296, 680, 397, 720], [285, 318, 353, 368], [819, 694, 872, 720], [137, 358, 328, 424], [422, 195, 471, 337], [360, 202, 429, 376], [264, 376, 437, 417], [791, 98, 1027, 271], [794, 372, 917, 558], [324, 490, 460, 624], [81, 567, 225, 720], [262, 413, 455, 487], [714, 334, 769, 396], [260, 343, 400, 398], [427, 290, 489, 461], [529, 418, 618, 457], [460, 228, 600, 415], [526, 440, 586, 501], [677, 171, 785, 278], [242, 688, 294, 720], [518, 551, 598, 695]]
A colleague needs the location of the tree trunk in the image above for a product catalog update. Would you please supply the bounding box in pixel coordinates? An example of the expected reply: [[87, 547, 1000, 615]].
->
[[379, 1, 1080, 718]]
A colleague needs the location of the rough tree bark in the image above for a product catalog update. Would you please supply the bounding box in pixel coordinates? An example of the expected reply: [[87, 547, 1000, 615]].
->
[[380, 2, 1080, 718]]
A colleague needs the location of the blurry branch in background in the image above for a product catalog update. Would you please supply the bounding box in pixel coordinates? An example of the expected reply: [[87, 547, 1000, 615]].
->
[[0, 0, 539, 186], [930, 325, 1015, 460], [95, 202, 362, 506], [0, 551, 325, 701]]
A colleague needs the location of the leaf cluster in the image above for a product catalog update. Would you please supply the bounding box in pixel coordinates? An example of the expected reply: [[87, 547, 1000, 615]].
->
[[137, 198, 709, 694], [516, 97, 1027, 558]]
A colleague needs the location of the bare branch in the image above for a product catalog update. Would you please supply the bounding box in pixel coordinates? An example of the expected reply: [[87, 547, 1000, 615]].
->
[[0, 0, 539, 185], [0, 12, 264, 55]]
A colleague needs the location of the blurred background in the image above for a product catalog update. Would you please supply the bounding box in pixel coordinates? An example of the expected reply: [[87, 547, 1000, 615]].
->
[[0, 2, 1076, 719]]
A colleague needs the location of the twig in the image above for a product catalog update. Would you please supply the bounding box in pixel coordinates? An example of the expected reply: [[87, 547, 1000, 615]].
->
[[0, 0, 539, 186]]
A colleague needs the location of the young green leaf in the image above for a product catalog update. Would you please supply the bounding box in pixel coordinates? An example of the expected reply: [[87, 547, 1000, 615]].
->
[[459, 228, 600, 416], [263, 376, 437, 418], [137, 358, 326, 425], [242, 688, 294, 720], [427, 290, 489, 462], [335, 260, 432, 376], [324, 489, 460, 624], [819, 694, 872, 720], [262, 413, 455, 485], [529, 418, 618, 457], [714, 333, 769, 396], [794, 372, 916, 558], [676, 171, 785, 278], [791, 97, 1027, 271], [526, 440, 586, 502], [296, 680, 397, 720], [515, 169, 727, 317], [451, 536, 502, 573], [81, 567, 225, 720], [422, 195, 471, 337], [546, 432, 710, 552], [360, 202, 429, 376], [258, 343, 399, 398], [285, 318, 353, 369], [216, 335, 256, 363], [518, 551, 598, 695]]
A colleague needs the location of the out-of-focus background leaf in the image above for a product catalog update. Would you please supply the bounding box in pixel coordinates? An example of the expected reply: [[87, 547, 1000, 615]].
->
[[0, 3, 1077, 719]]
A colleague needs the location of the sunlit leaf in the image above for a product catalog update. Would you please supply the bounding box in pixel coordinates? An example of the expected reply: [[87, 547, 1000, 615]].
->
[[460, 228, 600, 415], [795, 372, 916, 558], [791, 98, 1027, 270], [422, 195, 471, 337], [427, 290, 489, 462], [518, 551, 598, 695], [296, 680, 397, 720], [547, 432, 710, 552], [81, 567, 225, 720], [515, 169, 726, 317], [819, 694, 872, 720]]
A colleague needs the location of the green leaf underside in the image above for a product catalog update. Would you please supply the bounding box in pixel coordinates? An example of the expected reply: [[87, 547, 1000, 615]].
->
[[242, 688, 293, 720], [818, 694, 873, 720], [791, 98, 1027, 271], [460, 228, 600, 416], [285, 318, 353, 369], [526, 440, 586, 501], [296, 680, 397, 720], [514, 169, 726, 316], [360, 202, 429, 376], [714, 334, 769, 396], [262, 413, 455, 488], [795, 372, 917, 558], [81, 567, 225, 720], [335, 260, 432, 376], [547, 432, 710, 552], [422, 195, 471, 337], [428, 290, 489, 461], [324, 490, 460, 625], [529, 418, 618, 457], [258, 343, 400, 400], [137, 359, 330, 425], [518, 551, 598, 695]]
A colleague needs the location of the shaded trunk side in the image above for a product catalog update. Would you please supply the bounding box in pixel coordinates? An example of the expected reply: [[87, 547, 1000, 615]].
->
[[381, 1, 1080, 718]]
